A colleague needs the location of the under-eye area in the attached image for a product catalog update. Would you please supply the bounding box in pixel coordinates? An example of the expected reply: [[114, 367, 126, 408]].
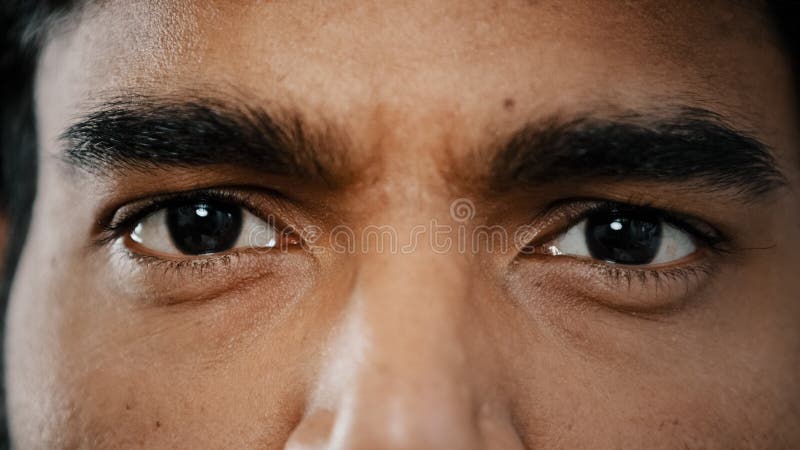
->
[[92, 187, 314, 304], [511, 199, 732, 313]]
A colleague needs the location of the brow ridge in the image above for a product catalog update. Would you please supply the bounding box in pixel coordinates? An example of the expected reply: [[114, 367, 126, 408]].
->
[[489, 107, 786, 199], [61, 94, 348, 185]]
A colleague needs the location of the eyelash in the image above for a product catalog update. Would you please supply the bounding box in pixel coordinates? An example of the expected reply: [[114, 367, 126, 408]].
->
[[97, 189, 300, 280], [97, 189, 289, 247], [101, 191, 731, 299], [520, 199, 732, 293], [120, 249, 248, 279], [566, 199, 729, 251], [108, 189, 242, 226]]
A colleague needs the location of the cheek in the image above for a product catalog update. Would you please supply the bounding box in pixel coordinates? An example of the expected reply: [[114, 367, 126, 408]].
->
[[497, 263, 800, 446], [65, 348, 309, 447], [7, 282, 318, 447], [5, 250, 324, 447]]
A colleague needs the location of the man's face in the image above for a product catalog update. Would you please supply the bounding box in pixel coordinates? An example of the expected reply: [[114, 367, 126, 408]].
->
[[5, 0, 800, 448]]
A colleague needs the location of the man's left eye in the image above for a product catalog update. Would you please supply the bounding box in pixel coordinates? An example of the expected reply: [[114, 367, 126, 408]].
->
[[129, 200, 277, 256], [548, 209, 696, 266]]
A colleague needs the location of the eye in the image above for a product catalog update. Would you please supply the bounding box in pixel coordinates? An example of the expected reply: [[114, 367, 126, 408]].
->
[[548, 208, 696, 265], [128, 199, 277, 256]]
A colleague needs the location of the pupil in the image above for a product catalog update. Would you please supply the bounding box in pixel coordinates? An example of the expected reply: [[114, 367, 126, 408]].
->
[[166, 201, 243, 255], [585, 211, 662, 265]]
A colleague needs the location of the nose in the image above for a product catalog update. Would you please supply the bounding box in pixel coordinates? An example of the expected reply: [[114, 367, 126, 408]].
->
[[285, 249, 525, 450]]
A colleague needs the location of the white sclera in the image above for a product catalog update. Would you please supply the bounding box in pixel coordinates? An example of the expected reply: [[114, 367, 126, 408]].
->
[[129, 208, 278, 256], [549, 219, 696, 265], [650, 223, 696, 264]]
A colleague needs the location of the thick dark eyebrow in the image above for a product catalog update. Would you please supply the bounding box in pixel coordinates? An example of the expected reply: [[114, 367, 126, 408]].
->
[[61, 95, 348, 184], [490, 108, 787, 199]]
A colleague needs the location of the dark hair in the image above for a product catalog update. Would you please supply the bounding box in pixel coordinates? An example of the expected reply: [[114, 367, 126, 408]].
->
[[0, 1, 798, 446], [0, 2, 75, 446], [768, 1, 800, 94], [0, 1, 74, 291]]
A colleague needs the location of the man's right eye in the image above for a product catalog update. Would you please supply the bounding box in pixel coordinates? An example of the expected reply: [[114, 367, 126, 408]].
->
[[127, 199, 278, 257]]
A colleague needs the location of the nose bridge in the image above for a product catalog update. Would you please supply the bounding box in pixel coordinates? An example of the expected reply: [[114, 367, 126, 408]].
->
[[292, 249, 491, 450], [343, 250, 479, 445], [356, 248, 472, 372]]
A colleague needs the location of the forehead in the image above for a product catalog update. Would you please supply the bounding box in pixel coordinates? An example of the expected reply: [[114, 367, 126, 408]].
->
[[36, 0, 792, 156]]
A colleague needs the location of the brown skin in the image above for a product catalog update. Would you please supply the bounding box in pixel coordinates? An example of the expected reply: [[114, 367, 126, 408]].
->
[[5, 0, 800, 448]]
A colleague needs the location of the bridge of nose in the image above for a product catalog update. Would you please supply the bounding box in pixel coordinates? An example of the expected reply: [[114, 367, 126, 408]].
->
[[284, 249, 519, 449]]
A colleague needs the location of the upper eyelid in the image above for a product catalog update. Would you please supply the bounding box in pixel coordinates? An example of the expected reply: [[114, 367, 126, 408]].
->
[[528, 198, 729, 250], [104, 191, 249, 230], [578, 202, 721, 241]]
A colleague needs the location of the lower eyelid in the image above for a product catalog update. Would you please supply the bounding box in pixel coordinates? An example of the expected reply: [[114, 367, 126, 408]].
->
[[510, 252, 719, 315], [106, 239, 296, 306]]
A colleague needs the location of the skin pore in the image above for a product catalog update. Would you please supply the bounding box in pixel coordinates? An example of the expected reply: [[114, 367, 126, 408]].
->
[[5, 0, 800, 448]]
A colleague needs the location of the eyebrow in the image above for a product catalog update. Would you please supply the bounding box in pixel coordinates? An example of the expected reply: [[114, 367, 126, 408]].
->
[[490, 108, 787, 199], [64, 98, 787, 200], [61, 94, 348, 184]]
